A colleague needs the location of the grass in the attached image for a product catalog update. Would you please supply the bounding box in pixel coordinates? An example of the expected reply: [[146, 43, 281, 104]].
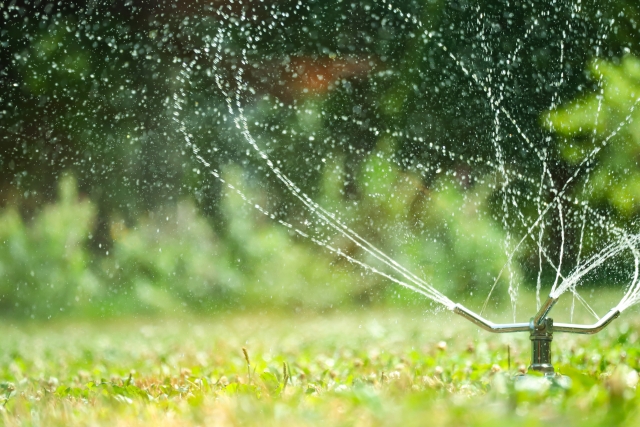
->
[[1, 306, 640, 426]]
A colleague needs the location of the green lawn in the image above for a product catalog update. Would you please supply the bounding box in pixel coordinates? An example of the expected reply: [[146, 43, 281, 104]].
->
[[1, 308, 640, 426]]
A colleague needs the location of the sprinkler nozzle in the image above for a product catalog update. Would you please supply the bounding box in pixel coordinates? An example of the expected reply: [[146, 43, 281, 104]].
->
[[533, 296, 558, 326]]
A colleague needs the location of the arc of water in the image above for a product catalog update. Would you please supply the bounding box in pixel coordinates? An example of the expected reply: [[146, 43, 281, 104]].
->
[[535, 157, 548, 310], [384, 2, 640, 314], [616, 233, 640, 311], [482, 95, 640, 312], [551, 200, 566, 295], [422, 21, 561, 316], [182, 2, 640, 316], [551, 234, 640, 299], [413, 2, 640, 315], [225, 14, 455, 308], [418, 1, 640, 314], [556, 202, 640, 315], [509, 201, 600, 320], [571, 205, 589, 322], [172, 28, 455, 309], [184, 12, 456, 309], [324, 3, 640, 313]]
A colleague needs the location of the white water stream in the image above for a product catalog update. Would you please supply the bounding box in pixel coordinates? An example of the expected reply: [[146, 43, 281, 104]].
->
[[5, 0, 638, 322], [165, 0, 640, 321]]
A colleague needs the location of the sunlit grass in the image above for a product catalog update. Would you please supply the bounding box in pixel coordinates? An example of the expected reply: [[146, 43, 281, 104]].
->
[[1, 304, 640, 426], [0, 310, 640, 426]]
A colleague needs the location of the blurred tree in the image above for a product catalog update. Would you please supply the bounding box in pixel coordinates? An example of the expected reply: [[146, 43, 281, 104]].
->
[[1, 0, 640, 299], [0, 175, 99, 318], [547, 55, 640, 219]]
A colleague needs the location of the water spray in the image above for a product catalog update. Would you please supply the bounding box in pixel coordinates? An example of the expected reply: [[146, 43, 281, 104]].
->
[[453, 296, 621, 376], [166, 0, 636, 383]]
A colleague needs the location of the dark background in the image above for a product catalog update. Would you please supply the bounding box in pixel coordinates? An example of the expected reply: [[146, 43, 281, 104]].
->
[[1, 0, 640, 319]]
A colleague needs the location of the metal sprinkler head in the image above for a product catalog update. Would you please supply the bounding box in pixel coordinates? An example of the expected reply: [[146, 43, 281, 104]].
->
[[529, 317, 554, 375], [453, 296, 621, 376]]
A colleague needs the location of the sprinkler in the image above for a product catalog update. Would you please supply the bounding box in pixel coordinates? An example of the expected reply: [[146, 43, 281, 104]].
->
[[453, 296, 621, 376]]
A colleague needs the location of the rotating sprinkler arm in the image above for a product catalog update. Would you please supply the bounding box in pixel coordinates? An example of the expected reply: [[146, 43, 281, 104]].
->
[[553, 308, 621, 334], [530, 295, 621, 334], [453, 299, 622, 376], [454, 300, 620, 335], [452, 304, 530, 333]]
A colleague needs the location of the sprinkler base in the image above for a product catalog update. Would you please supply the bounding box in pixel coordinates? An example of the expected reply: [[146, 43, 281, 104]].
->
[[514, 373, 572, 390], [529, 317, 555, 375]]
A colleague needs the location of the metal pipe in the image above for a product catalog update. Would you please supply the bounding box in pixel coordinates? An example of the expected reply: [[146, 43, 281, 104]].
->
[[453, 304, 530, 333], [533, 295, 558, 326], [455, 304, 620, 335], [553, 309, 620, 334], [529, 317, 554, 375]]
